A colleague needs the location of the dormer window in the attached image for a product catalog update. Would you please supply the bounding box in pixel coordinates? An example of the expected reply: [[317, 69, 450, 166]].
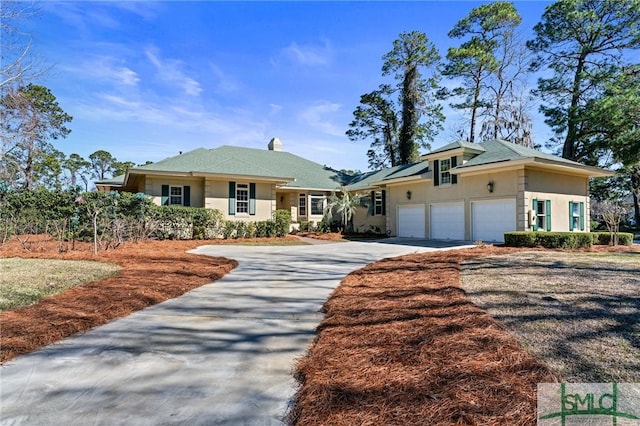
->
[[433, 156, 458, 186], [439, 159, 451, 185]]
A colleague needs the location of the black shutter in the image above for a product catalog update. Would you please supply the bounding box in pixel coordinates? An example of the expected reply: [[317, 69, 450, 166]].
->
[[368, 191, 375, 216], [161, 185, 169, 206], [451, 156, 458, 184], [228, 182, 236, 215], [183, 186, 191, 206], [381, 190, 386, 216], [433, 161, 440, 186], [249, 183, 256, 215]]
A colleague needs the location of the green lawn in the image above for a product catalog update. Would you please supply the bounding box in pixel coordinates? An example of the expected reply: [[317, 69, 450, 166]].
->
[[0, 258, 120, 310]]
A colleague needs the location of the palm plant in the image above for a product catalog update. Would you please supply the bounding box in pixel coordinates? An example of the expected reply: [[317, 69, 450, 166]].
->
[[324, 187, 361, 233]]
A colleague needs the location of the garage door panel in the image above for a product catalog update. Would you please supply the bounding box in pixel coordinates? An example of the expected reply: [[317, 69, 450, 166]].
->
[[472, 200, 516, 242], [398, 205, 425, 238], [430, 203, 464, 240]]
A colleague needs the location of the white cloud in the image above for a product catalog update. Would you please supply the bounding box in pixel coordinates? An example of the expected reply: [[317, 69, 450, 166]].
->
[[145, 47, 202, 96], [276, 40, 332, 67], [209, 63, 238, 93], [63, 56, 140, 87], [269, 103, 283, 116], [73, 92, 268, 147], [297, 101, 344, 137]]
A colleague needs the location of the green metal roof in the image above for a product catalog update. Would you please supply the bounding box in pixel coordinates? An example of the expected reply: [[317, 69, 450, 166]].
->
[[346, 161, 430, 190], [455, 139, 585, 169], [120, 145, 351, 191]]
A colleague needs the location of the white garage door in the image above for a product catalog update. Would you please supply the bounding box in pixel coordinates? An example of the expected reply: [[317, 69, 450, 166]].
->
[[430, 203, 464, 240], [472, 200, 516, 242], [398, 205, 425, 238]]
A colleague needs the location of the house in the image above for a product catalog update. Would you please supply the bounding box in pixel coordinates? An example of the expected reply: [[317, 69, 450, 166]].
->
[[96, 138, 350, 224], [356, 139, 610, 241], [96, 138, 610, 242]]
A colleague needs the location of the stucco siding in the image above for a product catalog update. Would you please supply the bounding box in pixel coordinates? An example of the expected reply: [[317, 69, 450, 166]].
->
[[524, 191, 591, 232], [146, 177, 204, 208], [204, 179, 275, 221], [352, 206, 386, 233], [526, 169, 588, 196]]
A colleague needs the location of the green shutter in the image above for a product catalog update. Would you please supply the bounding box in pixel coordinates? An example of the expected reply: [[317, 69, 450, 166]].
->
[[433, 161, 439, 186], [532, 198, 538, 231], [569, 201, 574, 231], [451, 156, 458, 184], [249, 183, 256, 215], [228, 182, 236, 215], [161, 185, 169, 206], [183, 186, 191, 207], [381, 190, 386, 216], [368, 191, 375, 216], [546, 199, 551, 231], [580, 202, 585, 231]]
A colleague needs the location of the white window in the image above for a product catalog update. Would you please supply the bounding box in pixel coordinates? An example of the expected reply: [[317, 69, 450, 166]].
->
[[439, 159, 451, 185], [571, 202, 582, 231], [299, 193, 307, 216], [310, 194, 325, 215], [236, 183, 249, 214], [536, 200, 547, 230], [374, 191, 384, 216], [170, 186, 183, 205]]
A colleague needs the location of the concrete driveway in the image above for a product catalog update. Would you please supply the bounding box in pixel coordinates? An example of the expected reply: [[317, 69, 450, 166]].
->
[[0, 239, 471, 425]]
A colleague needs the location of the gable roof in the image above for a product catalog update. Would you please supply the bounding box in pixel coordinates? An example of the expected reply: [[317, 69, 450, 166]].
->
[[453, 139, 611, 177], [99, 145, 351, 191], [426, 140, 485, 156]]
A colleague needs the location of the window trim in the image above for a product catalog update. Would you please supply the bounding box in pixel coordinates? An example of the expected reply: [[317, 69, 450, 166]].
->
[[299, 193, 307, 217], [532, 198, 551, 232], [569, 201, 585, 231], [374, 190, 384, 216], [236, 183, 249, 214], [169, 185, 183, 206], [310, 193, 325, 216], [439, 158, 451, 185]]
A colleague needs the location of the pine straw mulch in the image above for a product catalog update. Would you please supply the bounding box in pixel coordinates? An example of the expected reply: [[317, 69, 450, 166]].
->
[[0, 236, 240, 364], [287, 246, 562, 426]]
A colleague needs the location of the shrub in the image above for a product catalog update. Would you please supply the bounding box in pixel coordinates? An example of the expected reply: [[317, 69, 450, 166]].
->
[[272, 209, 291, 237], [504, 232, 537, 247], [504, 232, 593, 249], [591, 232, 633, 246], [222, 221, 236, 239]]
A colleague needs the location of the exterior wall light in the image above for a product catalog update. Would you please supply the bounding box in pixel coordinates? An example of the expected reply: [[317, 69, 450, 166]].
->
[[487, 181, 494, 193], [406, 190, 412, 200]]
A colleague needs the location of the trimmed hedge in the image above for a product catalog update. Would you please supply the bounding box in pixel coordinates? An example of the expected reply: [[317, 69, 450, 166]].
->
[[505, 231, 634, 248], [504, 232, 592, 249], [591, 232, 633, 246]]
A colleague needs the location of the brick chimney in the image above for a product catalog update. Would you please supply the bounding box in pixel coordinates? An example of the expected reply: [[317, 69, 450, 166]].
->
[[268, 137, 282, 151]]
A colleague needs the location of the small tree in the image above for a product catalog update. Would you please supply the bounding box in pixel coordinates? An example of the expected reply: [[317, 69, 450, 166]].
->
[[591, 200, 629, 245], [324, 187, 361, 233]]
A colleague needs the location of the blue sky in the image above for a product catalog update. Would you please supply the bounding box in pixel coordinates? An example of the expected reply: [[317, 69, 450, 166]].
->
[[25, 0, 553, 173]]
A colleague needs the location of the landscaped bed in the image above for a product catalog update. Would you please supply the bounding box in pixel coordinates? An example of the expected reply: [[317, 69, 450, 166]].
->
[[287, 245, 639, 425], [0, 236, 239, 363]]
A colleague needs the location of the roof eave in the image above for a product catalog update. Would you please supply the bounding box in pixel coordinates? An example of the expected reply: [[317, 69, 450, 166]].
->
[[128, 168, 295, 183], [422, 146, 485, 159], [453, 157, 612, 177]]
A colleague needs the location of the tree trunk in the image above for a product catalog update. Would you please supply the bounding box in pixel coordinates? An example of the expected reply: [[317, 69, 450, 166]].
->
[[469, 68, 483, 144], [562, 53, 587, 161], [399, 65, 418, 164]]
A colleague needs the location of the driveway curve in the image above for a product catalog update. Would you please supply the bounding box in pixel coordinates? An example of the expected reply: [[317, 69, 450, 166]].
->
[[0, 239, 471, 425]]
